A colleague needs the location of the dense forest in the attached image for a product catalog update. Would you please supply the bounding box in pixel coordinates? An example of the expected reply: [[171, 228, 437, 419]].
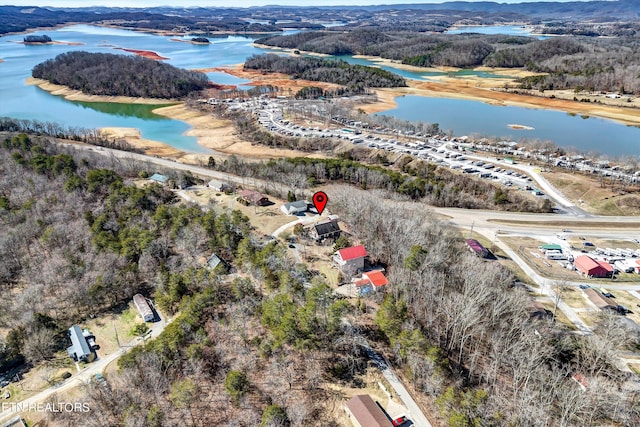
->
[[244, 53, 407, 88], [257, 29, 640, 94], [32, 52, 209, 99]]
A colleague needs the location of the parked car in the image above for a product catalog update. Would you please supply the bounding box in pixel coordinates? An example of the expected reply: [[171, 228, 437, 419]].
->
[[392, 416, 408, 426]]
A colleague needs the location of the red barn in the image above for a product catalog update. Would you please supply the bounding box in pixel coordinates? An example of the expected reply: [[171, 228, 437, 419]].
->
[[574, 255, 614, 278]]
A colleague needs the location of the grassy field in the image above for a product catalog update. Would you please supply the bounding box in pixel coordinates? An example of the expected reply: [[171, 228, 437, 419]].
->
[[543, 171, 640, 216]]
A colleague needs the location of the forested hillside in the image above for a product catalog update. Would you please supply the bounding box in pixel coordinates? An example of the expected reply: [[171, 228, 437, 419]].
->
[[244, 53, 407, 88], [0, 133, 357, 426], [32, 52, 209, 99], [258, 29, 640, 94], [329, 186, 640, 427]]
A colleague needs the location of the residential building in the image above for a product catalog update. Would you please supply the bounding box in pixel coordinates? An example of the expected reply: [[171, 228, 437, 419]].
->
[[344, 395, 393, 427], [280, 200, 309, 215], [353, 270, 389, 294], [149, 173, 169, 184], [574, 255, 614, 278], [238, 190, 270, 206], [334, 245, 367, 273], [208, 179, 235, 193], [133, 294, 154, 322], [66, 325, 97, 362], [308, 218, 341, 242]]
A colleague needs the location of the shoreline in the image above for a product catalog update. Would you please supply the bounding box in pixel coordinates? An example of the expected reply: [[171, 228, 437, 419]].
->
[[26, 77, 179, 105], [27, 77, 330, 162]]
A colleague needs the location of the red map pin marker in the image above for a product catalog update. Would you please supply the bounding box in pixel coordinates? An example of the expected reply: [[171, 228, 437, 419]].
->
[[312, 191, 328, 215]]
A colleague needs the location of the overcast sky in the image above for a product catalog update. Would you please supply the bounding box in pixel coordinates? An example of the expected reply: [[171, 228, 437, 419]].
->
[[3, 0, 577, 7]]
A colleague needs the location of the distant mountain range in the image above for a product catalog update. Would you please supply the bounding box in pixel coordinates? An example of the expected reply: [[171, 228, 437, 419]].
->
[[2, 1, 639, 36]]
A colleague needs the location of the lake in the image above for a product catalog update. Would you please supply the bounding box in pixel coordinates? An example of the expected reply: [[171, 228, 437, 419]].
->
[[0, 24, 638, 157], [380, 96, 640, 157], [446, 25, 547, 39]]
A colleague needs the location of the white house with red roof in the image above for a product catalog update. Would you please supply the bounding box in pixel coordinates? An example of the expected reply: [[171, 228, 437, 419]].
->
[[334, 245, 367, 273]]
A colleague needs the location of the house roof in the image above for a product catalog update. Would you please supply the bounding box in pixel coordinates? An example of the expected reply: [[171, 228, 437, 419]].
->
[[337, 245, 367, 261], [314, 219, 341, 236], [345, 395, 393, 427], [149, 173, 168, 183], [364, 270, 388, 288], [67, 325, 91, 358], [540, 244, 562, 251], [282, 200, 308, 211], [207, 254, 222, 269], [584, 288, 616, 309], [465, 238, 487, 253], [354, 278, 370, 288], [239, 190, 268, 203]]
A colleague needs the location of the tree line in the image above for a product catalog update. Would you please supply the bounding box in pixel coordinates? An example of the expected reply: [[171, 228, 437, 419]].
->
[[32, 51, 209, 99], [257, 28, 640, 94], [23, 34, 51, 43], [244, 53, 407, 88]]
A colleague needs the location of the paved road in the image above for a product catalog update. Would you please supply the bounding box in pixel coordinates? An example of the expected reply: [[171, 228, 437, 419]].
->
[[0, 316, 167, 424]]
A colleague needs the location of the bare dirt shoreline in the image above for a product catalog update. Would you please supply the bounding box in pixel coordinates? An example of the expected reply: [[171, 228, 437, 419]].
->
[[29, 78, 329, 163], [26, 77, 178, 105]]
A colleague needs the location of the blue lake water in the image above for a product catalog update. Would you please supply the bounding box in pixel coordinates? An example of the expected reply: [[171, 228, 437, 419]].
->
[[0, 24, 638, 157], [447, 25, 547, 40], [380, 96, 640, 157]]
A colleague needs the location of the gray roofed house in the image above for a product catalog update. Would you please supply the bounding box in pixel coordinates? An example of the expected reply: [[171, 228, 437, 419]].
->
[[67, 325, 95, 362], [280, 200, 309, 215]]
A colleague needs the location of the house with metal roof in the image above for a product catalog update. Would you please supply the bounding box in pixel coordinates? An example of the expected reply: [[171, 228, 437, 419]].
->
[[344, 395, 393, 427], [133, 294, 154, 322], [334, 245, 367, 273], [66, 325, 96, 362], [353, 270, 389, 294], [149, 173, 169, 184]]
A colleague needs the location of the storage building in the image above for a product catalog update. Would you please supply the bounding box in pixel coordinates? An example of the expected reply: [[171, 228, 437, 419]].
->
[[574, 255, 614, 278], [465, 239, 488, 258], [133, 294, 154, 322], [344, 395, 393, 427]]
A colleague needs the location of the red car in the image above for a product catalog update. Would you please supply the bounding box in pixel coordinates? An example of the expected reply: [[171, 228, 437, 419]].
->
[[392, 416, 408, 426]]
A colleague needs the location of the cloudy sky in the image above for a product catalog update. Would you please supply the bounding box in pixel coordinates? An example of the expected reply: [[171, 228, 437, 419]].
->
[[3, 0, 575, 7]]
